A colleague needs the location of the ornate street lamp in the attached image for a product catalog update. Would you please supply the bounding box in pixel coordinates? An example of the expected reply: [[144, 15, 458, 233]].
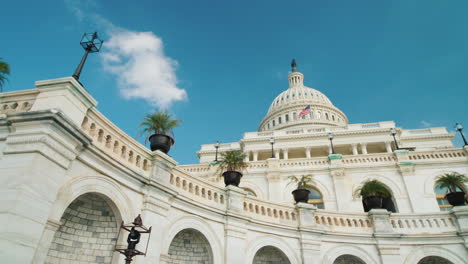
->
[[390, 128, 399, 150], [115, 215, 152, 264], [270, 137, 275, 158], [328, 132, 336, 154], [214, 141, 220, 161], [455, 123, 468, 146], [72, 32, 104, 80]]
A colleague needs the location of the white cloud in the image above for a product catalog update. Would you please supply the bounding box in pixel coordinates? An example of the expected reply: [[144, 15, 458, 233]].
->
[[420, 120, 433, 128], [101, 29, 187, 108], [64, 1, 187, 109]]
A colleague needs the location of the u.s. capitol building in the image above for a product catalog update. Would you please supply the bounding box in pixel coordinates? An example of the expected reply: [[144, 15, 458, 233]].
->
[[0, 62, 467, 264]]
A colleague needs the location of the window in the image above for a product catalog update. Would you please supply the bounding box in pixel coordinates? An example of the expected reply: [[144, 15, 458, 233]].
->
[[325, 113, 329, 120], [278, 117, 282, 124], [316, 111, 321, 119], [332, 115, 335, 121], [285, 114, 289, 122], [309, 112, 314, 119], [434, 183, 463, 211], [293, 112, 297, 120], [268, 123, 270, 129], [306, 186, 324, 209], [272, 120, 276, 126]]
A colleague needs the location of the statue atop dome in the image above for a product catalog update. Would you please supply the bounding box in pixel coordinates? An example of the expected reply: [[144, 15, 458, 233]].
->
[[291, 59, 297, 72]]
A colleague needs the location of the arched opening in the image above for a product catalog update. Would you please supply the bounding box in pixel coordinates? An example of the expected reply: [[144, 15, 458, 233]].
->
[[45, 193, 119, 264], [434, 182, 464, 211], [253, 246, 290, 264], [168, 228, 213, 264], [417, 256, 454, 264], [333, 254, 366, 264], [306, 185, 324, 209]]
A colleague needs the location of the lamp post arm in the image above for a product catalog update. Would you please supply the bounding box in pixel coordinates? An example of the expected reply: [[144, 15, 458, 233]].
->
[[459, 130, 468, 146], [72, 48, 91, 80]]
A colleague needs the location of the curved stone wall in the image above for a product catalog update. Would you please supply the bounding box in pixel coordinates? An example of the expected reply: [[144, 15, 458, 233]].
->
[[168, 228, 213, 264], [45, 193, 118, 264], [253, 246, 291, 264]]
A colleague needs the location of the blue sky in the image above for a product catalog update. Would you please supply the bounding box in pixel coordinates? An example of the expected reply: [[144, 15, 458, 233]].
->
[[1, 0, 467, 164]]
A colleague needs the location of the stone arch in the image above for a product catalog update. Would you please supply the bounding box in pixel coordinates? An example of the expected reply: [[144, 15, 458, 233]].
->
[[403, 246, 467, 264], [333, 254, 366, 264], [424, 170, 468, 196], [161, 215, 222, 264], [245, 235, 300, 264], [253, 246, 291, 264], [352, 175, 403, 199], [239, 181, 265, 199], [353, 177, 399, 212], [48, 175, 135, 223], [322, 245, 378, 264], [417, 256, 454, 264], [45, 193, 120, 264], [283, 176, 332, 204], [167, 228, 213, 264]]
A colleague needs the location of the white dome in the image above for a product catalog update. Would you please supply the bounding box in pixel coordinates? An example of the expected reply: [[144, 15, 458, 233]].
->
[[259, 69, 348, 132]]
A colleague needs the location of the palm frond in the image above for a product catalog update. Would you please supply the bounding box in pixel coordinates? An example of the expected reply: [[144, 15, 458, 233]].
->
[[138, 110, 181, 143], [436, 172, 468, 193]]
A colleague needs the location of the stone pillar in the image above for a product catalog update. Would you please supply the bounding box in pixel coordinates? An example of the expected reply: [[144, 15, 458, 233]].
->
[[266, 158, 282, 202], [351, 143, 358, 155], [305, 147, 311, 158], [32, 77, 98, 126], [274, 149, 280, 159], [244, 152, 250, 162], [32, 219, 62, 263], [282, 149, 289, 160], [452, 205, 468, 249], [296, 203, 320, 264], [225, 186, 248, 264], [385, 141, 393, 153], [360, 143, 368, 155], [253, 151, 258, 161], [328, 154, 347, 211], [0, 111, 89, 263], [394, 149, 417, 212], [368, 209, 402, 263]]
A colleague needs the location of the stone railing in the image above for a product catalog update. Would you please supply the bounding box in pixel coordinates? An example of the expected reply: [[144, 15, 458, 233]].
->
[[170, 168, 226, 210], [390, 212, 457, 234], [0, 89, 38, 115], [80, 109, 153, 174], [243, 196, 298, 225], [408, 149, 467, 163], [180, 164, 212, 174], [341, 153, 396, 167], [314, 210, 373, 233], [279, 157, 329, 169]]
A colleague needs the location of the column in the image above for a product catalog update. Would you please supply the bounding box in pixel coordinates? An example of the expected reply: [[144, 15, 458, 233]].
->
[[266, 158, 282, 202], [296, 203, 321, 264], [225, 186, 248, 264], [274, 149, 280, 159], [368, 209, 402, 263], [351, 144, 358, 155], [253, 151, 258, 161], [244, 152, 250, 162], [282, 149, 289, 160], [305, 147, 311, 159], [385, 141, 393, 153], [360, 143, 368, 154]]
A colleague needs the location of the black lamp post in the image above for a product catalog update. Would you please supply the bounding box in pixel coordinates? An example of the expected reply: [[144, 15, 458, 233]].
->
[[456, 123, 468, 146], [72, 32, 104, 80], [214, 141, 220, 161], [270, 137, 275, 158], [390, 128, 399, 150], [115, 215, 152, 264], [328, 132, 336, 154]]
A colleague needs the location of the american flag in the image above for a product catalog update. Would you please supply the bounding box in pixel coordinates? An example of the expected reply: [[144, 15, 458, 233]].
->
[[298, 105, 311, 118]]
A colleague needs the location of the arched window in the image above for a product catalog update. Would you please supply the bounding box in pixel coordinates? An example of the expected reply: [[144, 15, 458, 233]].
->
[[242, 188, 257, 197], [278, 117, 282, 124], [273, 120, 276, 126], [293, 112, 297, 120], [285, 114, 289, 122], [309, 112, 314, 119], [316, 111, 322, 119], [360, 182, 397, 212], [434, 183, 463, 211], [417, 256, 454, 264], [333, 255, 366, 264], [306, 186, 324, 209], [325, 113, 329, 120]]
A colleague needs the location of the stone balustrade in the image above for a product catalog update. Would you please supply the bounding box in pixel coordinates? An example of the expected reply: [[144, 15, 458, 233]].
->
[[408, 148, 467, 163], [341, 153, 396, 167], [243, 196, 298, 225], [80, 109, 153, 174], [390, 212, 457, 234], [314, 210, 373, 233], [0, 89, 38, 115]]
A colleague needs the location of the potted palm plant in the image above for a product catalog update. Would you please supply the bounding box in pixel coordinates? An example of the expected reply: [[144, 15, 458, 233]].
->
[[288, 175, 314, 203], [212, 150, 247, 187], [436, 172, 467, 206], [139, 110, 181, 153], [356, 179, 392, 211]]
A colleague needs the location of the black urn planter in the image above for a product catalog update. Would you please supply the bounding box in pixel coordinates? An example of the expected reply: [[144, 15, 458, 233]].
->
[[149, 134, 174, 153], [222, 171, 243, 187], [292, 189, 311, 203], [363, 196, 384, 211], [445, 192, 466, 206]]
